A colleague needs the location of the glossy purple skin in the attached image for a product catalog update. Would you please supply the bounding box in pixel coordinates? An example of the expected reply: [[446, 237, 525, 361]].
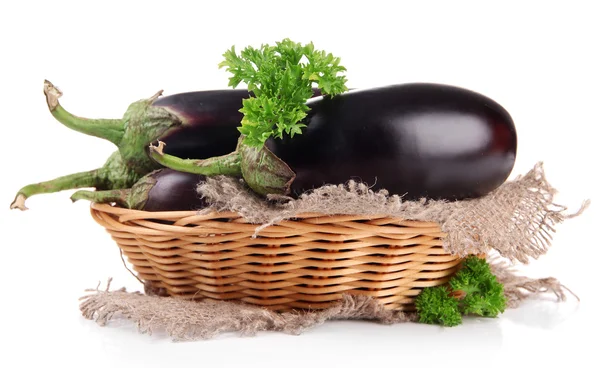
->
[[153, 88, 324, 159], [266, 83, 517, 201], [144, 169, 207, 211], [153, 90, 251, 159]]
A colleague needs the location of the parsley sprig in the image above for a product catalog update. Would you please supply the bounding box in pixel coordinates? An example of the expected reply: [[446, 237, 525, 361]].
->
[[415, 256, 507, 326], [218, 38, 348, 147]]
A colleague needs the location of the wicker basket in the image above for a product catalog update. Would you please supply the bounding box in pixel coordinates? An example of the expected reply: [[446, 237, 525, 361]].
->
[[90, 202, 463, 311]]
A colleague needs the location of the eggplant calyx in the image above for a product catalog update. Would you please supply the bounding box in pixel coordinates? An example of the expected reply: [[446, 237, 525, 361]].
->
[[126, 173, 158, 209], [150, 137, 296, 197], [10, 194, 28, 211], [118, 94, 182, 172], [238, 138, 296, 196]]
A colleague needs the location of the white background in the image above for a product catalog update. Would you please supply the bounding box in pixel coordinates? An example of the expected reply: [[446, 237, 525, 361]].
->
[[1, 1, 598, 367]]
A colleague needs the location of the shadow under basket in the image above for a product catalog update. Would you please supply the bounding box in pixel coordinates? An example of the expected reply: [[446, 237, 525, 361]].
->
[[90, 202, 464, 312]]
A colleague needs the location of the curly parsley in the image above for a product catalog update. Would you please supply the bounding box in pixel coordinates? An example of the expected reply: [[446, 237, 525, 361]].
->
[[450, 255, 507, 318], [218, 38, 348, 147], [415, 286, 463, 327], [415, 256, 507, 326]]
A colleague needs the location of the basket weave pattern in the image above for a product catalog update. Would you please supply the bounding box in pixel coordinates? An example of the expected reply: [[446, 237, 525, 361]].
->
[[91, 203, 462, 311]]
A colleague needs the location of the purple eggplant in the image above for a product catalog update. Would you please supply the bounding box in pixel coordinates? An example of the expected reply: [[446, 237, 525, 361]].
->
[[11, 82, 321, 210], [72, 169, 207, 211], [155, 88, 324, 159], [267, 83, 517, 200], [150, 83, 517, 201], [141, 169, 207, 211], [153, 89, 251, 159]]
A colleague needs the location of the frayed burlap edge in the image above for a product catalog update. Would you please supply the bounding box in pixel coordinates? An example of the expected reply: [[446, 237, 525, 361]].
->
[[196, 162, 590, 264], [80, 280, 416, 341], [79, 259, 577, 341], [489, 256, 579, 308]]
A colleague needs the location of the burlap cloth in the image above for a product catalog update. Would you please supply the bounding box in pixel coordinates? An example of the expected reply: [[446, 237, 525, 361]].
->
[[80, 162, 588, 340]]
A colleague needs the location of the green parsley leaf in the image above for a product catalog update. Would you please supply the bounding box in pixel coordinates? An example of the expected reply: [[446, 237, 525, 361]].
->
[[450, 256, 507, 318], [219, 38, 348, 147], [415, 286, 462, 327]]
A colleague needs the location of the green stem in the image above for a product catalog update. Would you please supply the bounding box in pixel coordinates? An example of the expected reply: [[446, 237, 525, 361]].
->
[[44, 80, 125, 146], [149, 143, 242, 176], [70, 188, 131, 208], [10, 169, 102, 210]]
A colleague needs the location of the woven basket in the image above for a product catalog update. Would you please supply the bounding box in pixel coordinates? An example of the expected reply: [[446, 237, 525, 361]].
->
[[90, 202, 463, 311]]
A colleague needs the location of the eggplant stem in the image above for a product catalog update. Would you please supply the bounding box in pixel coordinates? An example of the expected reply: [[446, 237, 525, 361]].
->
[[148, 89, 164, 101], [10, 169, 102, 210], [71, 188, 130, 208], [44, 80, 125, 146], [149, 142, 242, 176]]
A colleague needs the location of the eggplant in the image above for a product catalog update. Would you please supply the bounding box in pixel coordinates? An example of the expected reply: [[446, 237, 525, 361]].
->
[[11, 82, 321, 210], [72, 169, 207, 211], [267, 83, 517, 200], [150, 83, 517, 201], [153, 90, 250, 159], [155, 88, 324, 159]]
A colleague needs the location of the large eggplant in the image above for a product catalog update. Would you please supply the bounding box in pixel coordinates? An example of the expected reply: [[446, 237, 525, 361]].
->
[[267, 83, 517, 200], [151, 83, 517, 201]]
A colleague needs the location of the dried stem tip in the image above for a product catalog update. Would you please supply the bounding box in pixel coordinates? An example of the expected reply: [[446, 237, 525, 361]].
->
[[10, 194, 28, 211], [150, 141, 166, 155], [43, 80, 63, 111]]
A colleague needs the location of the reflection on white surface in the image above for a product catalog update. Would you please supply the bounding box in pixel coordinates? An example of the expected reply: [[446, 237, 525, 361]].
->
[[71, 296, 587, 368], [503, 296, 581, 329]]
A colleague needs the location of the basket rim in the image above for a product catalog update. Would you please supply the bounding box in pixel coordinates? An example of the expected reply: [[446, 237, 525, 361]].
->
[[89, 202, 443, 227]]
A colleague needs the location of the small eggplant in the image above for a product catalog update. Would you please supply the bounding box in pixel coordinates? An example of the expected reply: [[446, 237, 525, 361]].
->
[[72, 169, 207, 211], [150, 83, 517, 201]]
